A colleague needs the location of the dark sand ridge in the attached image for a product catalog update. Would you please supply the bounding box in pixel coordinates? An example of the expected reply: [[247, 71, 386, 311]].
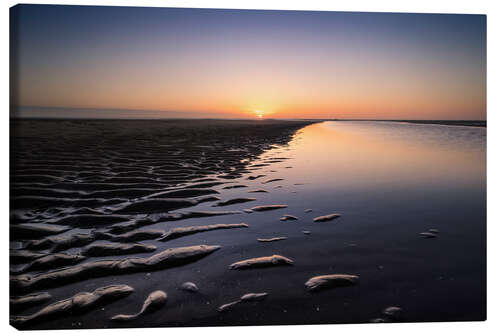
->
[[304, 274, 360, 292], [23, 229, 162, 253], [10, 119, 318, 328], [10, 223, 70, 240], [11, 253, 86, 275], [11, 186, 219, 200], [213, 198, 256, 206], [10, 285, 135, 327], [20, 224, 245, 268], [247, 174, 266, 180], [12, 194, 222, 216], [23, 210, 244, 255], [10, 245, 221, 293], [10, 292, 52, 313], [10, 249, 48, 264], [218, 292, 269, 312], [102, 229, 166, 242], [261, 178, 284, 184], [222, 184, 248, 189], [103, 210, 244, 234], [251, 205, 288, 212], [159, 223, 248, 241], [111, 290, 167, 322], [81, 242, 157, 257], [44, 214, 132, 227], [280, 214, 298, 221], [229, 255, 294, 269], [257, 237, 287, 242], [24, 232, 105, 252]]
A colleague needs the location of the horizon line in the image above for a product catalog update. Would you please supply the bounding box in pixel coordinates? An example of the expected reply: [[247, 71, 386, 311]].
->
[[9, 106, 486, 122]]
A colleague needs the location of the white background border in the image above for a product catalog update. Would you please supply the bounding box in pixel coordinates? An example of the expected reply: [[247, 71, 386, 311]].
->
[[2, 0, 498, 332]]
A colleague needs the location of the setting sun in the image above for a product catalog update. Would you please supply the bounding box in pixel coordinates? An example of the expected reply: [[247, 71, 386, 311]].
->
[[10, 6, 485, 120]]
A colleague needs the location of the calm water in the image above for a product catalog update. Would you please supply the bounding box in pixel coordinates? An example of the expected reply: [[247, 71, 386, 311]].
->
[[157, 120, 486, 325], [19, 120, 486, 328], [189, 120, 487, 324]]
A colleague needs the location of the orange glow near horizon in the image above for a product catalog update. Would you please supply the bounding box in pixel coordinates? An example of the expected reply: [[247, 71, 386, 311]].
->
[[11, 7, 486, 120], [15, 58, 485, 120]]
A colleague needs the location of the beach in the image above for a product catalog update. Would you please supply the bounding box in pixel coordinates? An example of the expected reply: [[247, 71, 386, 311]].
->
[[10, 119, 486, 329]]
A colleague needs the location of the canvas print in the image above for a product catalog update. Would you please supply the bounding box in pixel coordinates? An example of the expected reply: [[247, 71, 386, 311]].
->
[[9, 4, 486, 329]]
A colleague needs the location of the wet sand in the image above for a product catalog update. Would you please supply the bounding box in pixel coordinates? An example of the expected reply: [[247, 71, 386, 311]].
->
[[10, 119, 485, 329], [10, 119, 316, 329]]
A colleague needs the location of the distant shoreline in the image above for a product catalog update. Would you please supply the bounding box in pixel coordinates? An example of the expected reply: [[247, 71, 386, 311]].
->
[[328, 119, 486, 128], [391, 120, 486, 128]]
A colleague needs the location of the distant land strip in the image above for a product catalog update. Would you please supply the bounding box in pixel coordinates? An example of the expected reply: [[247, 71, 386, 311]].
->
[[314, 119, 486, 128]]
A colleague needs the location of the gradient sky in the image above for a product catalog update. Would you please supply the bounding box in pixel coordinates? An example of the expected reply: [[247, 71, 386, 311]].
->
[[10, 5, 486, 119]]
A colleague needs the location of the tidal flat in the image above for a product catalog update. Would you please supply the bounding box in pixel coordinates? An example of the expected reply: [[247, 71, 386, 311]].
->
[[10, 119, 486, 329]]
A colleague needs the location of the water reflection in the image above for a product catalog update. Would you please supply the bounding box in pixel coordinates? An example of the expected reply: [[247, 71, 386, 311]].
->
[[237, 120, 486, 322], [276, 121, 486, 192]]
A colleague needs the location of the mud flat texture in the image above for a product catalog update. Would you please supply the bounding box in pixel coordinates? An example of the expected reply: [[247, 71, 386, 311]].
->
[[10, 119, 485, 328], [10, 119, 313, 329]]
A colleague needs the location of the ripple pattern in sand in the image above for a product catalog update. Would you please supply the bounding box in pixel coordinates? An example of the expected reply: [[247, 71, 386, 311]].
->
[[10, 119, 314, 328]]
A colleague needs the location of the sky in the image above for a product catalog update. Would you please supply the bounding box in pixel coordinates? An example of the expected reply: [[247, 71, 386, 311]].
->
[[10, 5, 486, 120]]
